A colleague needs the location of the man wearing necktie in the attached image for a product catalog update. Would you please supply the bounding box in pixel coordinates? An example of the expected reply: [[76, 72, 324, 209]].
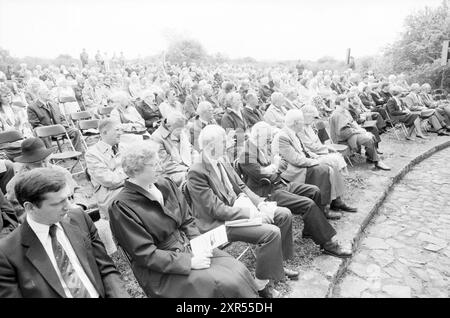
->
[[85, 119, 127, 219], [151, 112, 198, 186], [188, 125, 297, 298], [27, 87, 85, 152], [0, 168, 129, 298]]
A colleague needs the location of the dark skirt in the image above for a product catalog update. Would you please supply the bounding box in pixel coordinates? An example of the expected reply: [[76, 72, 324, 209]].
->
[[143, 248, 258, 298]]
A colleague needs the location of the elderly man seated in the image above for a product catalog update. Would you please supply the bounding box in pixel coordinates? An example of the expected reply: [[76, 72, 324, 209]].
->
[[242, 92, 264, 128], [300, 105, 348, 175], [85, 119, 127, 218], [330, 95, 390, 170], [187, 124, 298, 298], [238, 123, 352, 259], [27, 86, 84, 153], [273, 109, 358, 213], [134, 90, 162, 134], [237, 125, 350, 258], [419, 83, 450, 128], [264, 92, 288, 129], [221, 92, 249, 161], [190, 101, 218, 151], [183, 83, 201, 120], [82, 75, 105, 117], [403, 83, 449, 136], [110, 91, 146, 133], [347, 87, 386, 140], [151, 111, 197, 186]]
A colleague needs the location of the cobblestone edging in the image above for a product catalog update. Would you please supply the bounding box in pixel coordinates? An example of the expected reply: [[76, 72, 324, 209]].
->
[[287, 139, 450, 298], [327, 140, 450, 297]]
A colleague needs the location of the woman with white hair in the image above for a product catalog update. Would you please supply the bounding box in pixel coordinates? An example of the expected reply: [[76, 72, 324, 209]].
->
[[108, 141, 259, 298]]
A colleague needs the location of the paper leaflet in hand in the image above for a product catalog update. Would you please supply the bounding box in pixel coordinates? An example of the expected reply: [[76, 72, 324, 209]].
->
[[224, 217, 263, 227], [190, 225, 228, 257]]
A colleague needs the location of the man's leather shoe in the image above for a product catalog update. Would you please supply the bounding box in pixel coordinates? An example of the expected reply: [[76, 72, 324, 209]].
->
[[258, 285, 280, 298], [376, 149, 383, 154], [321, 241, 352, 259], [284, 268, 299, 280], [375, 161, 391, 171], [330, 200, 357, 213], [438, 130, 450, 136]]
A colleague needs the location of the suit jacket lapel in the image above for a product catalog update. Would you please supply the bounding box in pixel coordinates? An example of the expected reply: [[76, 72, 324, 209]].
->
[[202, 153, 230, 204], [22, 221, 66, 298], [61, 219, 102, 296]]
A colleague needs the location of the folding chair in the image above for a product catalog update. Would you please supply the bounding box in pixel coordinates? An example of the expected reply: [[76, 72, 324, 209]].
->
[[70, 111, 92, 128], [34, 124, 85, 176], [384, 111, 408, 140], [0, 130, 23, 145], [98, 106, 114, 119], [324, 120, 354, 167], [78, 119, 100, 149]]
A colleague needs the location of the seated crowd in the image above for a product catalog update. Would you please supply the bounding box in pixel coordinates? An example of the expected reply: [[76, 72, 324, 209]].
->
[[1, 56, 450, 298]]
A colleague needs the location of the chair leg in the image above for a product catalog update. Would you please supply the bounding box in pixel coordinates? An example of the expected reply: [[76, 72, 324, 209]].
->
[[237, 244, 256, 261]]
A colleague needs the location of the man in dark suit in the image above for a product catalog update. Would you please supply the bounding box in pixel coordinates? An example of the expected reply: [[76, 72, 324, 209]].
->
[[134, 90, 162, 134], [0, 168, 129, 298], [0, 189, 18, 239], [189, 101, 218, 151], [238, 122, 351, 258], [221, 92, 248, 161], [27, 87, 84, 152], [242, 92, 264, 128], [187, 125, 298, 298], [183, 84, 201, 120]]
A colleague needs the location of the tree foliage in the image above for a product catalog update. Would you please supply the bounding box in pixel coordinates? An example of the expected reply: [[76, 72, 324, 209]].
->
[[383, 0, 450, 87], [165, 38, 207, 65]]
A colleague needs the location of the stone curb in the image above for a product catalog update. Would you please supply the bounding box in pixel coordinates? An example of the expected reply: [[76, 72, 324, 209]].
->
[[327, 139, 450, 297]]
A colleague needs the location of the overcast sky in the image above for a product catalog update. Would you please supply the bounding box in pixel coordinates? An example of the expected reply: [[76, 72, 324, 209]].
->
[[0, 0, 443, 61]]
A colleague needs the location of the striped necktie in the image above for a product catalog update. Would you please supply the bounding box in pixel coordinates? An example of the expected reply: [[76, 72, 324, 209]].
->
[[49, 225, 91, 298]]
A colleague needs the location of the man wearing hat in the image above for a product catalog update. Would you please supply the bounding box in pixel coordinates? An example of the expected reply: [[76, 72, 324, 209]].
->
[[5, 138, 82, 221]]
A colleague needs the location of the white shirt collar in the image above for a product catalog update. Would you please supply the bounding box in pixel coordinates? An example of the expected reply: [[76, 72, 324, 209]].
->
[[27, 214, 62, 241]]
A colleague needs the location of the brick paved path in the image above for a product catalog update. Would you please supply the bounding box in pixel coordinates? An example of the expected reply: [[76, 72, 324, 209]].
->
[[334, 147, 450, 298]]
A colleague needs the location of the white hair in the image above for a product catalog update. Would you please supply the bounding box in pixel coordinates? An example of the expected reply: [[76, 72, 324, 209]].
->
[[250, 121, 273, 141], [140, 89, 155, 100], [197, 101, 212, 115], [198, 125, 226, 150], [284, 109, 303, 127], [110, 91, 130, 104], [121, 140, 160, 178]]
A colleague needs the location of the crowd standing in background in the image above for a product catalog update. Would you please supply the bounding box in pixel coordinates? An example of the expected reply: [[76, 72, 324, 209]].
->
[[1, 50, 450, 298]]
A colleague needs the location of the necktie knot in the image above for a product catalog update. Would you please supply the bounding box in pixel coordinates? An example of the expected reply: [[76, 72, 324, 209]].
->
[[112, 144, 118, 155], [49, 224, 58, 238]]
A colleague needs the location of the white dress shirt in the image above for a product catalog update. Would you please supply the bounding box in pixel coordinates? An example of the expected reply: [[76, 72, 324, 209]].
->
[[27, 215, 99, 298]]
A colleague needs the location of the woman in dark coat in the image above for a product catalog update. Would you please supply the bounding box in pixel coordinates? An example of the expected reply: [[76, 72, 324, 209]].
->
[[108, 141, 258, 298]]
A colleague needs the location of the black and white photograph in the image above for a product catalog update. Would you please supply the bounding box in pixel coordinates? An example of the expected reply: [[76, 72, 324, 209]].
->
[[0, 0, 449, 301]]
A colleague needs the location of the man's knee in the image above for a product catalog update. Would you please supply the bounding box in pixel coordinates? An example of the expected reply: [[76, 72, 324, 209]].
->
[[261, 224, 281, 242], [275, 207, 291, 219]]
